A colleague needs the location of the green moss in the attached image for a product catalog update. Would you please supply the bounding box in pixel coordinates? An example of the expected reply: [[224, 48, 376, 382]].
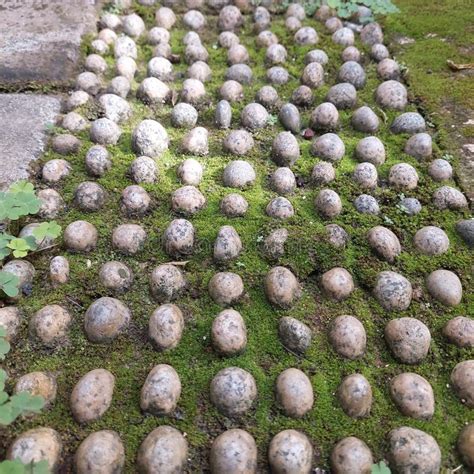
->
[[1, 2, 473, 471]]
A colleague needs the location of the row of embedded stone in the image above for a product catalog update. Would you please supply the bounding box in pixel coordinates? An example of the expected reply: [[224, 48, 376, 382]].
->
[[10, 422, 473, 473]]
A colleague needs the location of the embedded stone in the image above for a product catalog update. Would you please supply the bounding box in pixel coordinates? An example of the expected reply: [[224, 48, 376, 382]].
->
[[390, 373, 434, 419], [270, 167, 296, 195], [458, 424, 474, 468], [278, 317, 311, 354], [443, 317, 474, 348], [0, 307, 21, 342], [75, 431, 125, 474], [325, 83, 357, 109], [385, 317, 430, 364], [209, 272, 244, 306], [137, 426, 188, 473], [64, 220, 98, 253], [74, 181, 106, 212], [90, 118, 121, 145], [263, 228, 288, 260], [178, 158, 203, 185], [315, 189, 342, 218], [311, 162, 335, 185], [99, 261, 133, 293], [371, 43, 389, 61], [30, 305, 71, 347], [140, 364, 181, 415], [377, 58, 400, 80], [326, 224, 349, 248], [62, 111, 88, 133], [266, 44, 287, 65], [256, 85, 279, 108], [329, 315, 366, 359], [211, 309, 247, 356], [2, 260, 35, 294], [223, 130, 254, 155], [301, 62, 324, 88], [137, 77, 171, 104], [241, 103, 268, 130], [264, 266, 300, 308], [405, 133, 432, 160], [426, 269, 462, 306], [155, 7, 176, 29], [226, 63, 253, 84], [388, 427, 441, 474], [129, 156, 157, 184], [341, 46, 361, 62], [305, 49, 328, 65], [291, 85, 313, 106], [332, 27, 354, 46], [353, 162, 377, 188], [266, 197, 294, 219], [171, 103, 198, 129], [99, 94, 131, 123], [352, 107, 379, 133], [183, 10, 206, 30], [432, 186, 468, 210], [376, 80, 407, 110], [84, 297, 130, 343], [391, 112, 426, 134], [210, 367, 257, 417], [37, 189, 64, 219], [268, 430, 313, 474], [374, 271, 412, 311], [163, 219, 195, 258], [132, 120, 169, 157], [76, 71, 102, 95], [210, 429, 257, 473], [266, 66, 289, 85], [451, 360, 474, 407], [42, 158, 72, 183], [400, 197, 422, 215], [71, 369, 115, 423], [150, 264, 186, 303], [355, 136, 385, 165], [311, 133, 345, 161], [171, 185, 205, 215], [216, 99, 233, 128], [354, 194, 379, 214], [219, 31, 240, 48], [112, 224, 146, 255], [276, 368, 313, 418], [388, 163, 418, 189], [85, 145, 111, 177], [187, 61, 212, 82], [428, 158, 453, 181], [279, 103, 301, 134], [310, 102, 339, 131], [272, 131, 300, 167], [338, 374, 372, 418], [149, 304, 184, 351], [14, 372, 57, 409], [360, 22, 383, 45], [367, 226, 401, 262], [120, 185, 151, 216], [337, 61, 366, 89], [321, 267, 354, 301], [214, 226, 242, 263], [331, 437, 373, 474], [219, 5, 243, 31], [220, 193, 248, 217], [413, 226, 449, 255]]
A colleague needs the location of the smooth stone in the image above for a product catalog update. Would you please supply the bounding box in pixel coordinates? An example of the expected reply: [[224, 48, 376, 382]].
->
[[84, 297, 130, 343], [286, 3, 305, 20], [74, 181, 106, 212], [155, 7, 176, 29], [321, 267, 354, 301], [75, 431, 125, 474], [458, 424, 474, 468], [226, 64, 253, 84], [325, 83, 357, 109], [181, 78, 206, 104], [187, 61, 212, 82], [374, 271, 412, 311], [76, 71, 102, 95], [219, 80, 243, 102], [241, 103, 268, 130], [178, 158, 203, 185], [451, 360, 474, 407], [268, 430, 313, 474], [30, 305, 71, 347], [99, 94, 131, 123], [90, 118, 121, 145], [276, 368, 313, 418], [210, 367, 257, 417], [171, 185, 205, 215], [0, 307, 21, 342], [256, 30, 278, 48], [223, 160, 256, 188], [341, 45, 361, 62], [19, 222, 56, 250], [150, 264, 186, 304], [42, 158, 72, 182], [352, 107, 379, 133], [385, 317, 431, 364], [70, 369, 115, 423], [400, 197, 422, 215], [315, 189, 342, 218], [311, 133, 345, 161], [414, 226, 449, 255], [37, 189, 65, 219], [390, 112, 426, 134], [270, 167, 296, 195], [137, 77, 171, 104], [375, 80, 407, 110], [163, 219, 195, 257], [278, 316, 311, 354], [377, 58, 400, 80], [99, 261, 133, 292], [256, 85, 279, 108], [228, 45, 249, 65], [428, 158, 453, 181], [263, 228, 288, 260], [209, 272, 244, 306], [171, 103, 198, 129], [338, 374, 372, 418], [14, 371, 57, 409], [291, 85, 313, 106], [337, 61, 366, 89], [266, 43, 287, 65], [405, 133, 432, 160], [216, 100, 232, 128], [2, 260, 35, 293], [311, 162, 335, 185], [220, 193, 248, 217], [326, 17, 343, 33], [272, 131, 300, 167], [266, 197, 294, 219], [62, 111, 88, 132], [149, 304, 184, 351], [266, 66, 289, 85], [140, 364, 181, 415], [130, 156, 157, 184], [279, 103, 301, 134], [214, 226, 242, 262], [355, 136, 385, 165], [388, 163, 419, 190], [367, 226, 401, 262], [426, 269, 462, 306], [132, 120, 169, 157], [211, 309, 247, 356], [223, 130, 254, 155], [310, 102, 339, 131], [329, 315, 366, 359], [326, 224, 349, 248], [219, 31, 240, 48], [353, 162, 378, 188], [120, 185, 151, 216], [7, 428, 62, 471], [390, 373, 434, 419], [388, 427, 441, 474], [443, 317, 474, 348], [137, 426, 188, 474], [112, 224, 146, 255], [64, 220, 98, 253], [264, 266, 300, 308], [432, 186, 468, 210], [210, 429, 257, 474], [305, 49, 328, 65], [301, 62, 324, 89], [85, 145, 111, 177], [331, 437, 373, 474], [332, 27, 354, 46]]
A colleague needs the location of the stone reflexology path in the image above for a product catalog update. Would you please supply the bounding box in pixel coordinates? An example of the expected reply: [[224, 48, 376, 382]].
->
[[1, 0, 473, 472]]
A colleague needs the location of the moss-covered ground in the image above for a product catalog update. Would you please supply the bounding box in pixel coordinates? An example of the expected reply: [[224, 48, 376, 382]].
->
[[1, 0, 473, 471]]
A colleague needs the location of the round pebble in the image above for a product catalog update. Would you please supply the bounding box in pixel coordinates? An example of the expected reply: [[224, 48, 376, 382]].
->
[[268, 430, 313, 474], [149, 304, 184, 351], [426, 269, 462, 306], [112, 224, 146, 255], [315, 189, 342, 218], [329, 315, 366, 359], [338, 374, 372, 418], [211, 309, 247, 356], [390, 373, 434, 420], [264, 266, 300, 308], [331, 437, 373, 474], [209, 272, 244, 306]]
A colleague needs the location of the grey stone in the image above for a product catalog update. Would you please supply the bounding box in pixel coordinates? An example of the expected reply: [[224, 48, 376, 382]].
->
[[400, 197, 422, 215], [220, 193, 248, 217], [99, 261, 133, 293], [331, 437, 373, 474], [390, 373, 434, 420], [329, 315, 366, 359], [241, 103, 268, 130], [311, 133, 345, 161], [315, 189, 342, 218], [270, 167, 296, 195], [171, 185, 205, 215], [321, 267, 354, 301], [295, 27, 318, 45], [354, 194, 380, 215], [132, 120, 169, 157], [211, 309, 247, 355], [219, 80, 244, 102], [163, 219, 195, 258], [278, 317, 311, 354], [279, 103, 301, 134], [385, 318, 430, 364], [332, 27, 354, 46], [266, 44, 287, 65], [276, 368, 313, 418], [426, 269, 462, 306], [38, 189, 65, 219], [266, 66, 289, 85], [428, 158, 453, 181], [90, 118, 121, 145], [223, 160, 256, 189], [341, 46, 361, 62], [215, 100, 232, 128], [326, 224, 349, 248], [171, 103, 198, 129], [391, 112, 426, 134], [178, 158, 203, 185], [210, 430, 257, 473], [305, 49, 328, 65], [266, 197, 294, 219], [360, 22, 383, 45], [326, 83, 357, 109], [432, 186, 468, 210], [414, 226, 449, 255], [257, 31, 278, 48], [150, 265, 186, 304], [264, 266, 300, 308], [371, 43, 389, 61], [377, 58, 400, 80], [0, 0, 99, 85], [375, 271, 412, 311], [451, 360, 474, 407], [0, 95, 61, 190], [456, 219, 474, 247], [257, 85, 279, 108], [187, 61, 212, 82], [301, 62, 324, 88], [376, 80, 407, 110], [352, 107, 379, 133], [227, 45, 249, 65], [337, 61, 366, 89], [338, 374, 372, 418], [30, 304, 71, 347], [367, 225, 401, 262], [223, 130, 254, 155], [353, 162, 378, 188], [272, 131, 300, 167], [325, 17, 343, 33], [310, 102, 339, 131], [263, 228, 288, 260], [291, 85, 313, 106], [389, 163, 419, 190], [219, 31, 240, 48], [209, 272, 244, 306]]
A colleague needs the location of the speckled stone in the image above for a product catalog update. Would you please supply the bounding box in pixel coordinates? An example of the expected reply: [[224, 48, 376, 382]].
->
[[338, 374, 372, 418], [278, 316, 312, 354], [329, 315, 366, 359], [390, 373, 434, 420], [426, 269, 462, 306], [268, 430, 313, 474], [276, 368, 314, 418]]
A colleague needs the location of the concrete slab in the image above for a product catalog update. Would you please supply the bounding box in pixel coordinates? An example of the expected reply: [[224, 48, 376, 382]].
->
[[0, 94, 61, 190], [0, 0, 101, 87]]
